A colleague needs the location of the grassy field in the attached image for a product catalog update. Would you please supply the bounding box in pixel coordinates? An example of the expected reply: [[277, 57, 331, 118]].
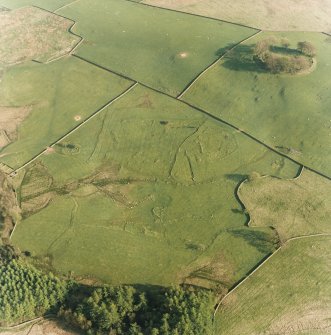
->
[[215, 235, 331, 335], [183, 31, 331, 177], [11, 84, 299, 287], [142, 0, 331, 33], [0, 6, 79, 66], [0, 56, 132, 169], [57, 0, 257, 96], [0, 0, 74, 11], [238, 169, 331, 242]]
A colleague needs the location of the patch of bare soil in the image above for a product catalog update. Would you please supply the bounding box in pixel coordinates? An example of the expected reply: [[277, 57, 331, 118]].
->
[[0, 106, 31, 148], [0, 6, 80, 66], [178, 51, 189, 59], [263, 305, 331, 335]]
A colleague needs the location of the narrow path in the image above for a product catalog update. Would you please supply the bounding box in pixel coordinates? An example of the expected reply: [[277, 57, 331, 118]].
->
[[54, 0, 81, 13], [0, 315, 57, 333], [213, 233, 331, 319], [0, 317, 43, 332], [177, 30, 262, 98], [10, 82, 137, 175]]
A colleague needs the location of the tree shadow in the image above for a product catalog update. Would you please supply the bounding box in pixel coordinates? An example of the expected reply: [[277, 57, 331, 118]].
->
[[215, 43, 236, 57], [221, 44, 267, 73], [228, 228, 276, 254]]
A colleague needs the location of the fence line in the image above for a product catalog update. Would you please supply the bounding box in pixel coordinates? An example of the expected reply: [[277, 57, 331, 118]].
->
[[213, 233, 331, 319], [11, 82, 137, 176], [177, 30, 262, 98]]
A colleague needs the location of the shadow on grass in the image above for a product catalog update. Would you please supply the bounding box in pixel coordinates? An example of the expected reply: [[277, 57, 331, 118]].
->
[[228, 228, 276, 254], [215, 43, 236, 57]]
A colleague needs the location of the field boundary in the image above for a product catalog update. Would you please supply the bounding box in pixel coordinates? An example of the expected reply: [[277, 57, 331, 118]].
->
[[177, 30, 262, 98], [0, 162, 14, 174], [28, 5, 84, 64], [9, 82, 137, 176], [123, 0, 259, 31], [236, 165, 304, 228], [54, 0, 81, 13], [27, 54, 331, 183], [0, 6, 83, 68], [213, 233, 331, 319]]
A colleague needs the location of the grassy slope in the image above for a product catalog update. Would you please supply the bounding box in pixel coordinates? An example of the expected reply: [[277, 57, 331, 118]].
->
[[57, 0, 257, 96], [0, 56, 132, 168], [12, 85, 299, 286], [215, 236, 331, 335], [142, 0, 331, 33], [0, 0, 73, 11], [183, 32, 331, 177], [239, 169, 331, 242]]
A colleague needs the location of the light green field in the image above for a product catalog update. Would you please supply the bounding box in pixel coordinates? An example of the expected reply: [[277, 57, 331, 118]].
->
[[143, 0, 331, 33], [0, 0, 74, 11], [12, 85, 299, 287], [238, 169, 331, 242], [57, 0, 257, 96], [215, 236, 331, 335], [0, 56, 132, 169], [183, 31, 331, 177]]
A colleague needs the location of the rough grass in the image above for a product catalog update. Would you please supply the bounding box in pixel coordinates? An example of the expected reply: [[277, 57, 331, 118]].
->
[[0, 56, 132, 169], [142, 0, 331, 33], [0, 106, 31, 148], [215, 236, 331, 335], [12, 85, 299, 287], [183, 31, 331, 177], [0, 0, 74, 11], [0, 6, 80, 66], [57, 0, 257, 96], [239, 169, 331, 242]]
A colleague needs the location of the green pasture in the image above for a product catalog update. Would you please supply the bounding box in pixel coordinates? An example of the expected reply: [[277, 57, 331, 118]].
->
[[0, 0, 73, 11], [12, 85, 299, 286], [0, 56, 132, 169], [215, 236, 331, 335], [183, 31, 331, 177], [58, 0, 257, 96], [239, 169, 331, 242]]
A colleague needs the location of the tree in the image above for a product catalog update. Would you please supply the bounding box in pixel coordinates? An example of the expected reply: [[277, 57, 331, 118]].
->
[[297, 41, 316, 57]]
